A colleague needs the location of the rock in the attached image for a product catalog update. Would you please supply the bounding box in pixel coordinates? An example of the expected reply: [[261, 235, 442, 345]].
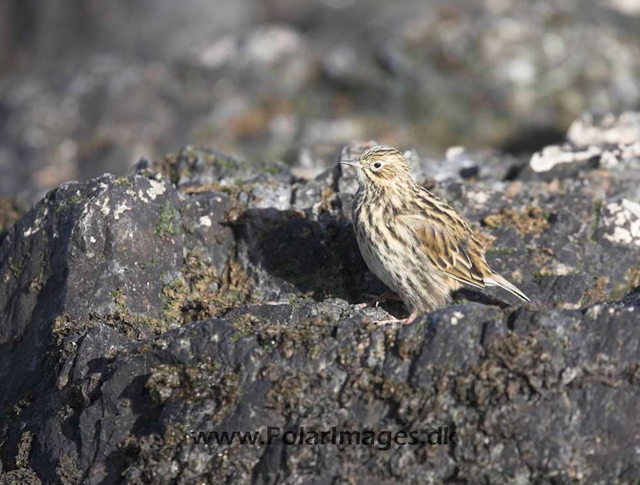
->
[[619, 285, 640, 307], [525, 111, 640, 203], [371, 0, 640, 151], [183, 25, 315, 98], [568, 112, 640, 147], [2, 124, 640, 482]]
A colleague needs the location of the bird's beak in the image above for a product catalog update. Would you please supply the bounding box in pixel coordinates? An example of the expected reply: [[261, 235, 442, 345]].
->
[[340, 160, 363, 169]]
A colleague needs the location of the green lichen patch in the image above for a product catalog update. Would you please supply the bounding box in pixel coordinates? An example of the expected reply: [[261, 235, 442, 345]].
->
[[120, 423, 186, 485], [53, 195, 84, 214], [148, 153, 181, 185], [6, 251, 30, 279], [51, 313, 94, 364], [98, 288, 170, 338], [154, 202, 180, 240], [98, 310, 169, 340], [228, 313, 269, 342], [120, 419, 255, 484], [115, 176, 133, 187], [264, 369, 318, 417], [55, 453, 82, 485], [162, 252, 252, 324], [14, 431, 35, 469], [0, 468, 42, 485], [232, 315, 333, 360], [260, 317, 333, 360], [51, 292, 170, 363], [145, 357, 239, 408], [456, 331, 557, 409]]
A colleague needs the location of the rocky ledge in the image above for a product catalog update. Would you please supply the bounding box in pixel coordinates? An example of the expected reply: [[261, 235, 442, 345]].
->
[[1, 113, 640, 484]]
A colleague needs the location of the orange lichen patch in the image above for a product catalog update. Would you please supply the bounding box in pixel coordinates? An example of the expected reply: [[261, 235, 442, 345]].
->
[[609, 266, 640, 300], [628, 267, 640, 288], [505, 181, 523, 199], [531, 247, 554, 267], [580, 276, 610, 306], [482, 207, 552, 235], [546, 178, 563, 194], [178, 181, 253, 200]]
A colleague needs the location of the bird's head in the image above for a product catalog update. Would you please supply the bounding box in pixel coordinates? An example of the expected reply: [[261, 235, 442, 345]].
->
[[341, 145, 414, 191]]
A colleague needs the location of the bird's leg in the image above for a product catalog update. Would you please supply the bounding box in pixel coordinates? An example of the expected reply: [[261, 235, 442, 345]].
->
[[373, 310, 419, 326], [356, 290, 402, 308], [377, 310, 419, 326], [399, 310, 419, 325]]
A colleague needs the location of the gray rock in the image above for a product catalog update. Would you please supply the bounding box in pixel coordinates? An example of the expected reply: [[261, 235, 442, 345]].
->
[[2, 129, 640, 483], [568, 112, 640, 147]]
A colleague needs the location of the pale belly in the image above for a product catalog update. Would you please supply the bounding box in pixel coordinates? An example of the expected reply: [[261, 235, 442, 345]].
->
[[354, 221, 456, 312], [356, 230, 406, 293]]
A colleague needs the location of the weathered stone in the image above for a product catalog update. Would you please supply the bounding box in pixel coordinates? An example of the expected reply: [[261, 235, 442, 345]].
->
[[2, 120, 640, 482]]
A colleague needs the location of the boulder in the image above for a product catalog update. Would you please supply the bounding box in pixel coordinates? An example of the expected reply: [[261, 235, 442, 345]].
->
[[2, 116, 640, 482]]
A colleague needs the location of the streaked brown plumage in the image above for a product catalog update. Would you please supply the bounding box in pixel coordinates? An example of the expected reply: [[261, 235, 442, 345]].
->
[[342, 144, 530, 324]]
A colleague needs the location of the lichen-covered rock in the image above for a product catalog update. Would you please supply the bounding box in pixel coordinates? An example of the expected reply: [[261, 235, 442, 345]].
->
[[2, 119, 640, 483]]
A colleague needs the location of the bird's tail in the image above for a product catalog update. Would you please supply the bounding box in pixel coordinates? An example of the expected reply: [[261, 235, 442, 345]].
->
[[485, 274, 530, 302]]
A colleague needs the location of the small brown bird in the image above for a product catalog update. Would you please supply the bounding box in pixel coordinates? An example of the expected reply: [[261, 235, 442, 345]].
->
[[342, 145, 529, 324]]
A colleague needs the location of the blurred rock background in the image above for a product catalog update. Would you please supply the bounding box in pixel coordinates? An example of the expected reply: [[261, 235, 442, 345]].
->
[[3, 2, 640, 482], [1, 0, 639, 201]]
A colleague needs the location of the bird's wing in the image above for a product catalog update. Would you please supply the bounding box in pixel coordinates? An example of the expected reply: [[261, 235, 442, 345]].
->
[[398, 200, 491, 289]]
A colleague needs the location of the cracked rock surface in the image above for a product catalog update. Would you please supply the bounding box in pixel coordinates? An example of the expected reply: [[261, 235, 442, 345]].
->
[[2, 114, 640, 483]]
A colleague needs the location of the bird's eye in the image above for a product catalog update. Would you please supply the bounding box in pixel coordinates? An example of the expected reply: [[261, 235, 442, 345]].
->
[[373, 162, 382, 170]]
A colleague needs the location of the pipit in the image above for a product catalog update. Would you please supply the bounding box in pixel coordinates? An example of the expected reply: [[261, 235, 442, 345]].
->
[[342, 145, 529, 324]]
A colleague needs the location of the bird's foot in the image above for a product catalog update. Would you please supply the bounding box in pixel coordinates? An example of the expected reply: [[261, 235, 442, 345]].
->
[[356, 290, 402, 308], [373, 310, 419, 326], [400, 310, 419, 325]]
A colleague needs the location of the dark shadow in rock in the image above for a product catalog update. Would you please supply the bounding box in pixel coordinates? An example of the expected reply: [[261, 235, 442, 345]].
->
[[616, 285, 640, 307], [370, 300, 408, 319], [0, 200, 79, 479], [453, 288, 511, 309], [60, 398, 82, 447], [100, 373, 164, 485], [231, 208, 384, 303], [232, 207, 522, 314], [122, 374, 164, 435], [500, 125, 566, 156], [85, 356, 110, 375]]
